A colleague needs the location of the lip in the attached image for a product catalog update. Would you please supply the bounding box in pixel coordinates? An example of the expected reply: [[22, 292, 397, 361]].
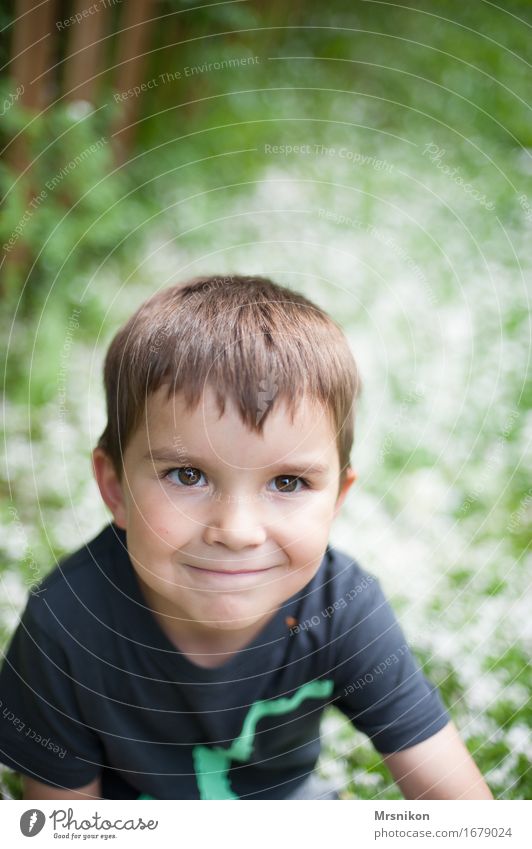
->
[[185, 564, 276, 575], [181, 562, 281, 589]]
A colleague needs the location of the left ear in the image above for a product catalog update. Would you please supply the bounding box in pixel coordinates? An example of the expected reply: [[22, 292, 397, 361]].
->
[[333, 467, 357, 519]]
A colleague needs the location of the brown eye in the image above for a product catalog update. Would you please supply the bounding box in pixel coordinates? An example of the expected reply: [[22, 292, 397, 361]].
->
[[273, 475, 299, 493], [168, 467, 204, 486]]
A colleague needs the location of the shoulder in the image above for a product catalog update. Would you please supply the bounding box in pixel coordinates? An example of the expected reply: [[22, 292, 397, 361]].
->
[[320, 543, 382, 611], [288, 543, 387, 645], [23, 523, 128, 641], [311, 543, 404, 643]]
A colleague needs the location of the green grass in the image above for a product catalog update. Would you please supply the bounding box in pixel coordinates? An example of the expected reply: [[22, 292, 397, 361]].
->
[[1, 1, 530, 800]]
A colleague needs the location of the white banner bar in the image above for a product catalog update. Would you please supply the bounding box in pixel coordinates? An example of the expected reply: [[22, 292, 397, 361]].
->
[[1, 799, 529, 848]]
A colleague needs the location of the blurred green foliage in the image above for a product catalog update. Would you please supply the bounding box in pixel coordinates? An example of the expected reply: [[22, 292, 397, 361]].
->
[[1, 0, 530, 800]]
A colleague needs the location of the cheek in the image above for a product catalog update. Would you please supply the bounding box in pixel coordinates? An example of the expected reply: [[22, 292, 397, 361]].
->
[[280, 508, 333, 554], [284, 491, 337, 524], [135, 488, 173, 519], [143, 492, 209, 535], [129, 490, 195, 540], [128, 522, 184, 565]]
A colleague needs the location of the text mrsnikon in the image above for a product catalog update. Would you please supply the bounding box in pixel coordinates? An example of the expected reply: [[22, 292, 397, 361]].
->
[[375, 811, 430, 820]]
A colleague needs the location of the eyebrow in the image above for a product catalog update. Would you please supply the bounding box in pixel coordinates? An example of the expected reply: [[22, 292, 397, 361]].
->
[[144, 449, 330, 477]]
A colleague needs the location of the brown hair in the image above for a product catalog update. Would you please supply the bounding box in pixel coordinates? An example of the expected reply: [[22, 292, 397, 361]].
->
[[97, 275, 362, 492]]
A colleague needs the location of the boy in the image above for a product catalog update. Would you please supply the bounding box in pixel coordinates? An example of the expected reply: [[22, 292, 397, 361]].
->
[[0, 275, 492, 800]]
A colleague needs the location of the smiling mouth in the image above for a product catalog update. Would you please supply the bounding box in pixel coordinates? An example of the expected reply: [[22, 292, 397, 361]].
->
[[184, 564, 277, 575]]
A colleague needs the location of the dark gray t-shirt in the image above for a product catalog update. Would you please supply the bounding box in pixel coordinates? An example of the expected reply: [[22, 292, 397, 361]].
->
[[0, 523, 449, 799]]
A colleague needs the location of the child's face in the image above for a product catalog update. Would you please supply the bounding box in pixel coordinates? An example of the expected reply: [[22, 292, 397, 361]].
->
[[93, 385, 356, 636]]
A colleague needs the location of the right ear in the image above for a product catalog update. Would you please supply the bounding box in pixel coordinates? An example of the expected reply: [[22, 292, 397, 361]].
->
[[91, 448, 127, 530]]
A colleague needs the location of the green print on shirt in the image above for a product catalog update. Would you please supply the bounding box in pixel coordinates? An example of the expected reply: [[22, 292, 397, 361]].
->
[[137, 678, 334, 800]]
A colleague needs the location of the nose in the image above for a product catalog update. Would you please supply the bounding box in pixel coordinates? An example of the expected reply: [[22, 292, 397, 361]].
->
[[202, 492, 267, 550]]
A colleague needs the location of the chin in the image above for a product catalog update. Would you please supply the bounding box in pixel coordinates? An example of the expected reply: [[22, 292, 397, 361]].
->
[[196, 600, 270, 632], [205, 620, 253, 633]]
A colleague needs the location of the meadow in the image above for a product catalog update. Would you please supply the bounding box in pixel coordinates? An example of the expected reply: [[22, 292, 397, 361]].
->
[[1, 1, 530, 799]]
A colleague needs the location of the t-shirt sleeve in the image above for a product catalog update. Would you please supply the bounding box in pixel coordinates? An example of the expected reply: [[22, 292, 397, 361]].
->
[[331, 575, 450, 753], [0, 598, 105, 789]]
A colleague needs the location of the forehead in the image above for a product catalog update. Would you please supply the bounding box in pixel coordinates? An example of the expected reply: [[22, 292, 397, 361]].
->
[[134, 385, 339, 471]]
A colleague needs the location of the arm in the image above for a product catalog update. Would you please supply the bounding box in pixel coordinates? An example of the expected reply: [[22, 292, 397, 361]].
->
[[23, 775, 102, 800], [381, 721, 494, 799], [0, 604, 106, 801]]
